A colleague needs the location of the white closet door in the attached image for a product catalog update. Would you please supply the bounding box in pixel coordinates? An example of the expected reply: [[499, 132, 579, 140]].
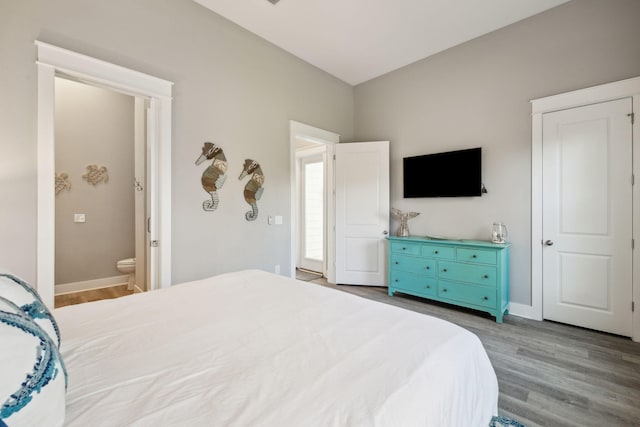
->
[[335, 141, 389, 286], [542, 98, 633, 336]]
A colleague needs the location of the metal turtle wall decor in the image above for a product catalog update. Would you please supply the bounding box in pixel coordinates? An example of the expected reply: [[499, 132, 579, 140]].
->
[[55, 172, 71, 195], [196, 142, 228, 211], [238, 159, 264, 221], [82, 164, 109, 186]]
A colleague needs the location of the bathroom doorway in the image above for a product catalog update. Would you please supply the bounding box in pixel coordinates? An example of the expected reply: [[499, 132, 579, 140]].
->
[[53, 77, 148, 306], [36, 41, 172, 309]]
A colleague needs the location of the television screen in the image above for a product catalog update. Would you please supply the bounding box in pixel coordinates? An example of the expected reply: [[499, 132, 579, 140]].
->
[[403, 147, 482, 198]]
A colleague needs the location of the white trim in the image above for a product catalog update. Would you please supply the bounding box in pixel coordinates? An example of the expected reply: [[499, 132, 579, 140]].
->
[[36, 63, 56, 308], [55, 275, 129, 295], [36, 41, 173, 309], [531, 76, 640, 114], [531, 76, 640, 342], [35, 41, 171, 98], [289, 121, 340, 284]]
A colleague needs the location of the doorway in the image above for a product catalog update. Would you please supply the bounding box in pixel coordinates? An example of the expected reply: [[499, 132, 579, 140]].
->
[[531, 76, 640, 341], [289, 121, 338, 283], [36, 41, 173, 308], [296, 145, 326, 275], [52, 78, 149, 306]]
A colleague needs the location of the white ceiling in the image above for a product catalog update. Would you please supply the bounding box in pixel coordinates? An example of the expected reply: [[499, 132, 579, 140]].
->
[[193, 0, 570, 86]]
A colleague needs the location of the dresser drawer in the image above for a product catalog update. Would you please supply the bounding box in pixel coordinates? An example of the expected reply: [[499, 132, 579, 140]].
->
[[456, 248, 497, 265], [421, 245, 455, 260], [390, 270, 437, 297], [391, 242, 421, 256], [438, 280, 496, 309], [438, 261, 497, 286], [390, 254, 436, 276]]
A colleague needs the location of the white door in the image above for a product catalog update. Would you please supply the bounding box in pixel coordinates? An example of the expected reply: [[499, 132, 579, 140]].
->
[[298, 152, 325, 273], [542, 98, 633, 336], [335, 141, 389, 286]]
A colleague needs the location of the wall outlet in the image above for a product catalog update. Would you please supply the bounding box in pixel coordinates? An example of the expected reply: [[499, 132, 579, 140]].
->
[[74, 213, 86, 223], [275, 215, 283, 225], [274, 264, 280, 274]]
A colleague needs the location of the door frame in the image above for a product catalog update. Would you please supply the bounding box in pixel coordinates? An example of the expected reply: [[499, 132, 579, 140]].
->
[[289, 121, 339, 283], [530, 76, 640, 342], [36, 41, 173, 308]]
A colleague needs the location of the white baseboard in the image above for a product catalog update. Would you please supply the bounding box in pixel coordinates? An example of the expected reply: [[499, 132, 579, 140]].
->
[[55, 275, 129, 295], [508, 302, 543, 321]]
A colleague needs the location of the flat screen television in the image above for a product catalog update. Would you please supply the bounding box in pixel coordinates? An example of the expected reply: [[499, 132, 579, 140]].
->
[[403, 147, 482, 198]]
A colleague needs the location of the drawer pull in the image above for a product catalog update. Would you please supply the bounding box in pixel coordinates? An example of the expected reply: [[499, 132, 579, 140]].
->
[[434, 250, 439, 254], [443, 268, 447, 272], [483, 296, 489, 301], [425, 266, 430, 270], [442, 288, 447, 292], [402, 247, 406, 250], [394, 261, 399, 265], [426, 285, 431, 289], [483, 274, 489, 279], [395, 279, 399, 282], [472, 255, 477, 258]]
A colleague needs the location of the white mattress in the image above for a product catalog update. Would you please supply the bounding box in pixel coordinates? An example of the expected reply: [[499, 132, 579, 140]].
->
[[55, 270, 498, 426]]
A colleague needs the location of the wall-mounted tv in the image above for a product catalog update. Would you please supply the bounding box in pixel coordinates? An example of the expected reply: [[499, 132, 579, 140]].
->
[[403, 147, 482, 198]]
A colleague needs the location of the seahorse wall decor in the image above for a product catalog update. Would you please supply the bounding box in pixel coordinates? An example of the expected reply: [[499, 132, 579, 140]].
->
[[195, 142, 228, 211], [238, 159, 264, 221]]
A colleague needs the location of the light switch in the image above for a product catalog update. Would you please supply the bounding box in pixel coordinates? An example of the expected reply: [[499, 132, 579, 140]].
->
[[74, 214, 86, 223], [268, 215, 274, 225], [275, 215, 283, 225]]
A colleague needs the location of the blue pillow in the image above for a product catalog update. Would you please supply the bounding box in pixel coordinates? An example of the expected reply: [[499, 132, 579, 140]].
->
[[0, 297, 66, 427], [0, 274, 60, 347]]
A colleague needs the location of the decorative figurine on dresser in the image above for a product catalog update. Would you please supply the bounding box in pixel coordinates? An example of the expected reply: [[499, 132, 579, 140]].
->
[[391, 208, 420, 237], [386, 235, 510, 323]]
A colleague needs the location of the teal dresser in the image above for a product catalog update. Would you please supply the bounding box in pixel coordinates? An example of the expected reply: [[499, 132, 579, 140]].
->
[[387, 236, 510, 323]]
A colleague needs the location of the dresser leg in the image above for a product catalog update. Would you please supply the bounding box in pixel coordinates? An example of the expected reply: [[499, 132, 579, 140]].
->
[[495, 312, 504, 323], [388, 289, 395, 297]]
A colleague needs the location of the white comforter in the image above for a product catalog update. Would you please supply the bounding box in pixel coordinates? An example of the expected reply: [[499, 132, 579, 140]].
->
[[56, 270, 498, 426]]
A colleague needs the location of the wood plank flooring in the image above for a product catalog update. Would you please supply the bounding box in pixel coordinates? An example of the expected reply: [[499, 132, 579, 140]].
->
[[308, 278, 640, 427], [55, 285, 134, 308]]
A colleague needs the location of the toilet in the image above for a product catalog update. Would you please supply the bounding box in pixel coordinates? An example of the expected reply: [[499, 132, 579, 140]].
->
[[116, 258, 136, 290]]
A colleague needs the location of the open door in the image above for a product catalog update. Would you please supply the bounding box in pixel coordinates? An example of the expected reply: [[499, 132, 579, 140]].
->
[[335, 141, 389, 286]]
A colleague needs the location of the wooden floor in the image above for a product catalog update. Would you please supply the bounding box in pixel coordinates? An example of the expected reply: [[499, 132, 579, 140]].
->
[[309, 278, 640, 427], [55, 285, 134, 308]]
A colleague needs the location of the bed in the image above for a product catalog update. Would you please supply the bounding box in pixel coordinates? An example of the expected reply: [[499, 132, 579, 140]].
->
[[2, 269, 498, 426]]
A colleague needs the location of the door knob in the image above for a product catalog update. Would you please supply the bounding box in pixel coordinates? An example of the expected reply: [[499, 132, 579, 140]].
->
[[383, 230, 389, 235], [544, 240, 554, 246]]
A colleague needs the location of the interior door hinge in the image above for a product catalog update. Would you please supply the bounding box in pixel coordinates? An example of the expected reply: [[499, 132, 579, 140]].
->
[[633, 301, 635, 312], [633, 174, 636, 186], [150, 240, 159, 247], [628, 112, 635, 124], [633, 239, 635, 250], [333, 154, 336, 160]]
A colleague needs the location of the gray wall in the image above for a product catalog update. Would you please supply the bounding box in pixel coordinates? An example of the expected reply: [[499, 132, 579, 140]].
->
[[0, 0, 354, 285], [54, 78, 135, 285], [354, 0, 640, 304]]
